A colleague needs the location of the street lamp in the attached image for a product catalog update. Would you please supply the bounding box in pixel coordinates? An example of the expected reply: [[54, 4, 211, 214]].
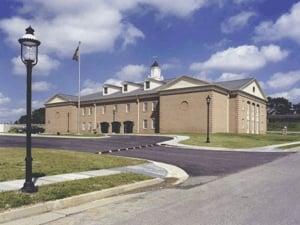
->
[[18, 26, 41, 193], [206, 95, 211, 143]]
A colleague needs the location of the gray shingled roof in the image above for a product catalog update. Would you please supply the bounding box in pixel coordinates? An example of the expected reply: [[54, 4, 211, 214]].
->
[[213, 78, 254, 90], [51, 76, 256, 104]]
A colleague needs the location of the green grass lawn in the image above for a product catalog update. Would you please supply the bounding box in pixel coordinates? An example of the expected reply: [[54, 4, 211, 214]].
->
[[0, 173, 150, 211], [180, 133, 300, 149], [268, 121, 300, 132], [0, 148, 145, 182]]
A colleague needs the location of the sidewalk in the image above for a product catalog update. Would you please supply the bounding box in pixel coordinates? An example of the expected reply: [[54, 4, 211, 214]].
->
[[0, 162, 188, 192], [158, 135, 300, 152]]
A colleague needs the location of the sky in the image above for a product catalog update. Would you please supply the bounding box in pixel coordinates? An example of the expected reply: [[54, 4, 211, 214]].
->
[[0, 0, 300, 122]]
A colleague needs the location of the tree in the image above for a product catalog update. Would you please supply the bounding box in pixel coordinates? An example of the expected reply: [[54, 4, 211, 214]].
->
[[15, 108, 45, 124], [294, 103, 300, 114], [267, 97, 293, 115]]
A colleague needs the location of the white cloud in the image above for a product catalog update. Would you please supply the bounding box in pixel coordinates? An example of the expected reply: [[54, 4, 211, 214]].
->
[[0, 0, 208, 58], [32, 81, 52, 91], [221, 11, 256, 33], [122, 24, 145, 48], [193, 71, 214, 82], [80, 79, 103, 95], [32, 100, 45, 109], [254, 2, 300, 44], [0, 93, 10, 105], [0, 107, 26, 122], [12, 54, 59, 76], [115, 64, 147, 81], [216, 72, 247, 81], [267, 70, 300, 90], [80, 64, 147, 95], [190, 44, 288, 72], [270, 88, 300, 103]]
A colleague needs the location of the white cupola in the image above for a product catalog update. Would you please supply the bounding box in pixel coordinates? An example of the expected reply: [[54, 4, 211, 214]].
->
[[149, 61, 163, 81]]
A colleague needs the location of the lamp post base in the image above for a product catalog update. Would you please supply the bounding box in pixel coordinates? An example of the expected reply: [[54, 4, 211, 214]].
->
[[21, 181, 38, 193]]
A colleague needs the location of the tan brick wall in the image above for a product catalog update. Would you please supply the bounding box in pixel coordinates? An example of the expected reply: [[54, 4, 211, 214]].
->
[[229, 97, 238, 133], [45, 105, 77, 134], [78, 98, 159, 134], [211, 92, 229, 133], [233, 95, 267, 134], [45, 91, 267, 135], [160, 91, 213, 133]]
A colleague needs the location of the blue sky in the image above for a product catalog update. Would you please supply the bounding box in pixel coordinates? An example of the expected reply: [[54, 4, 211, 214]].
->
[[0, 0, 300, 122]]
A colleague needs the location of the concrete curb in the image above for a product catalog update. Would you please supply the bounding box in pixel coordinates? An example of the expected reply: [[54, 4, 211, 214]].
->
[[158, 135, 300, 153], [150, 161, 189, 185], [0, 178, 163, 224]]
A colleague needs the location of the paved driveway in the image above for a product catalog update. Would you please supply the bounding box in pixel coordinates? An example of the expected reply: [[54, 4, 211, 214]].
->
[[0, 135, 290, 177], [113, 146, 290, 176], [0, 135, 171, 152]]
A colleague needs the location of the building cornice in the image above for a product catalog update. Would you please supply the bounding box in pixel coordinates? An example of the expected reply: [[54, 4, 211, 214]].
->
[[231, 90, 267, 104], [159, 84, 229, 96]]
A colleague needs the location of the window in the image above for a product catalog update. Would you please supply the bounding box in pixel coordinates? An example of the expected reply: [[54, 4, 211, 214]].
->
[[114, 104, 118, 112], [143, 119, 148, 129], [126, 103, 130, 113], [143, 102, 148, 112], [81, 108, 85, 116], [88, 122, 92, 131], [88, 107, 92, 116], [145, 81, 150, 89], [151, 119, 155, 129], [124, 84, 128, 92], [104, 87, 108, 94], [253, 86, 256, 93], [152, 101, 157, 111], [81, 122, 86, 131]]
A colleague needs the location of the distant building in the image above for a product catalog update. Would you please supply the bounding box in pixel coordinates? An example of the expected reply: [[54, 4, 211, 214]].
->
[[45, 61, 267, 134]]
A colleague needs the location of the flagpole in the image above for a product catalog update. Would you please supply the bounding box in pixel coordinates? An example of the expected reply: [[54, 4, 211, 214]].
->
[[77, 41, 81, 135]]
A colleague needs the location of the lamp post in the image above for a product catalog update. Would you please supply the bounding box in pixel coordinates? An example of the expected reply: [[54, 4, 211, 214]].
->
[[18, 26, 41, 193], [206, 95, 211, 143]]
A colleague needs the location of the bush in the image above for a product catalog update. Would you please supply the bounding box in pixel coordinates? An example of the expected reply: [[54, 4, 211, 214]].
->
[[8, 127, 19, 133]]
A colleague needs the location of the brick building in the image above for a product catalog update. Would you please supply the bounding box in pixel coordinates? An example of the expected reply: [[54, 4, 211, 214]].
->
[[45, 61, 267, 134]]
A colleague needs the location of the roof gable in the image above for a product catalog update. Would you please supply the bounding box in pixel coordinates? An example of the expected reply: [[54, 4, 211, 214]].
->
[[46, 95, 68, 104], [161, 76, 209, 91], [241, 80, 266, 100]]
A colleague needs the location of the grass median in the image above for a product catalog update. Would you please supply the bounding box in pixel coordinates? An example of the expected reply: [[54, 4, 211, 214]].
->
[[0, 173, 150, 212], [0, 148, 145, 182], [179, 133, 300, 149]]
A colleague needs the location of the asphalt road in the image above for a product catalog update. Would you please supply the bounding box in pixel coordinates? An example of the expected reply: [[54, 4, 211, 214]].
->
[[0, 135, 171, 152], [113, 146, 290, 176], [45, 152, 300, 225], [0, 135, 290, 177]]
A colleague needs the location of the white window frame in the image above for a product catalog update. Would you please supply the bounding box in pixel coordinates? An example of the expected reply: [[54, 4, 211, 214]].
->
[[143, 119, 147, 129], [152, 102, 156, 112], [143, 102, 148, 112], [151, 118, 155, 129], [126, 103, 130, 113], [145, 81, 150, 89]]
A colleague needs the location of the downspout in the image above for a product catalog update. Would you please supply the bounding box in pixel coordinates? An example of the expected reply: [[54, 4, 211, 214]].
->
[[94, 103, 97, 130], [137, 95, 140, 134]]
